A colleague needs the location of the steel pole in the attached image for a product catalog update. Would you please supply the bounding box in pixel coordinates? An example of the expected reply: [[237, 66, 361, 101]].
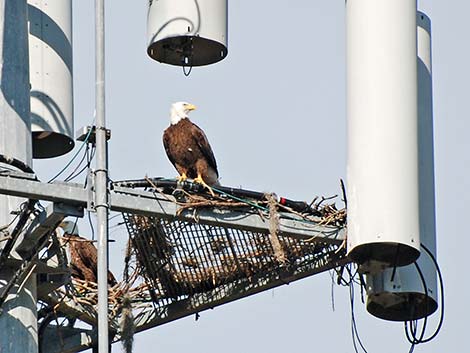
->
[[0, 1, 37, 352], [95, 0, 110, 352]]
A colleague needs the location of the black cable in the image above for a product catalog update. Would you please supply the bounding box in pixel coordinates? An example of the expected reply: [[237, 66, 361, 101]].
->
[[64, 164, 90, 182], [405, 262, 428, 345], [109, 213, 121, 221], [403, 244, 445, 348], [88, 210, 95, 241], [48, 124, 94, 183], [0, 201, 36, 270], [0, 206, 23, 233], [182, 63, 193, 76], [0, 165, 17, 173], [182, 43, 194, 77], [0, 154, 34, 173], [408, 333, 416, 353], [329, 270, 336, 311], [63, 145, 90, 182], [111, 177, 316, 215], [71, 217, 79, 235], [418, 244, 445, 343], [358, 273, 366, 304], [0, 202, 48, 308], [350, 280, 360, 353], [390, 244, 401, 282], [347, 264, 368, 353]]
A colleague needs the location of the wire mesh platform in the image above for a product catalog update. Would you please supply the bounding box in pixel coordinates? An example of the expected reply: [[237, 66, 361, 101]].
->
[[124, 214, 345, 304], [118, 179, 349, 328], [7, 177, 349, 352]]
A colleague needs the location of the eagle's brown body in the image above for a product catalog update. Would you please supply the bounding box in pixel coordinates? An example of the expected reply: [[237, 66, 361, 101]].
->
[[163, 117, 219, 185], [63, 234, 117, 286]]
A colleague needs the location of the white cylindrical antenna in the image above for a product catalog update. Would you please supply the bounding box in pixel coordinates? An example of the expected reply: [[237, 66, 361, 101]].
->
[[366, 12, 438, 321], [147, 0, 228, 66], [29, 0, 74, 158], [346, 0, 420, 270]]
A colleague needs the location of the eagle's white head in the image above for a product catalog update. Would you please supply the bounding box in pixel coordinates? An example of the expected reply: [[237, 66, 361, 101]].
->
[[170, 101, 197, 125], [59, 220, 79, 236]]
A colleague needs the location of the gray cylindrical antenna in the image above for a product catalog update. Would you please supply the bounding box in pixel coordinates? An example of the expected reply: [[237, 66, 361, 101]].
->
[[365, 12, 438, 322], [29, 0, 75, 159], [147, 0, 228, 66], [346, 0, 420, 270], [0, 1, 37, 352]]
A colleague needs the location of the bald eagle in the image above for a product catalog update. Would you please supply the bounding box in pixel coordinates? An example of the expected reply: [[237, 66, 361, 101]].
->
[[59, 221, 117, 286], [163, 102, 219, 192]]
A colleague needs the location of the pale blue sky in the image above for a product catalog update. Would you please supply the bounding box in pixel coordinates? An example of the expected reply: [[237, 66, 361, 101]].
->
[[34, 1, 470, 352]]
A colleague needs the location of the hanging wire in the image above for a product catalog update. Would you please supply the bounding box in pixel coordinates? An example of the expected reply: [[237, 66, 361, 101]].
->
[[63, 144, 92, 182], [419, 244, 445, 343], [88, 210, 95, 241], [0, 201, 36, 267], [329, 270, 336, 311], [182, 39, 194, 76], [331, 263, 368, 353], [0, 202, 25, 235], [109, 213, 121, 222], [404, 261, 428, 350], [80, 143, 97, 242], [0, 201, 43, 308], [404, 244, 444, 349], [182, 62, 193, 76], [347, 264, 369, 353], [62, 145, 89, 182], [109, 214, 124, 231], [48, 123, 94, 183], [64, 145, 96, 182]]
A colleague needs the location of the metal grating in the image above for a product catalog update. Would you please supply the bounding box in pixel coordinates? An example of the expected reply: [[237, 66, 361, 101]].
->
[[123, 211, 347, 310], [23, 179, 349, 352]]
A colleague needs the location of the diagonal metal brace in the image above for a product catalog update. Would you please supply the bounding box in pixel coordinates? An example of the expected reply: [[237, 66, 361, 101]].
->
[[15, 203, 84, 258]]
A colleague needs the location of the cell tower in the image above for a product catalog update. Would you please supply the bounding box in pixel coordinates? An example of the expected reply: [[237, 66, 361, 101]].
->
[[0, 1, 442, 353]]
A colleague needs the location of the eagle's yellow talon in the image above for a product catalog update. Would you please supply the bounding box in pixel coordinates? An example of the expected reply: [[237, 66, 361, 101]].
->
[[177, 173, 187, 183], [194, 175, 216, 197]]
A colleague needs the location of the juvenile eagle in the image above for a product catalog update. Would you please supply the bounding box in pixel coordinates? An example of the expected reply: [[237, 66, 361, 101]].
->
[[59, 221, 117, 286], [163, 102, 219, 191]]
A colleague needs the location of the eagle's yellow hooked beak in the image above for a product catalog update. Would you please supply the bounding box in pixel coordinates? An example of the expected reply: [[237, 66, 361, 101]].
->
[[185, 103, 197, 111]]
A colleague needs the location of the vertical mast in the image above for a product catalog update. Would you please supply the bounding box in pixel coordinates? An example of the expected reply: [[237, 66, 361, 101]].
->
[[95, 0, 110, 351]]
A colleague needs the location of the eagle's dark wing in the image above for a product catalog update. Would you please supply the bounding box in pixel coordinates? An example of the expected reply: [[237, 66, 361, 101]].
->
[[76, 238, 98, 277], [67, 236, 97, 283], [162, 129, 177, 168], [190, 123, 218, 175], [73, 236, 117, 285]]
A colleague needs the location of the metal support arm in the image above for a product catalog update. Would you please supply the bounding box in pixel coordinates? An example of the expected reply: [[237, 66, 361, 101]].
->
[[0, 172, 345, 243]]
